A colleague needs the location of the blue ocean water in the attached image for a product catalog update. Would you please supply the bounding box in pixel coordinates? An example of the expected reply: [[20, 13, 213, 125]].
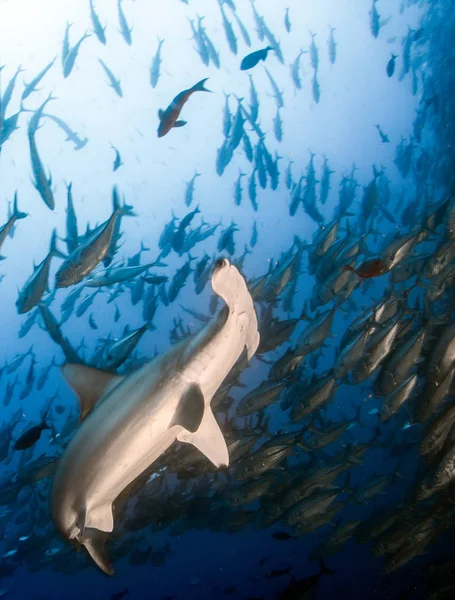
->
[[0, 0, 454, 598]]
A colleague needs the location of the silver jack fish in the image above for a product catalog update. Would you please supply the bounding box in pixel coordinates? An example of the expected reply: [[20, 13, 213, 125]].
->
[[51, 258, 259, 575]]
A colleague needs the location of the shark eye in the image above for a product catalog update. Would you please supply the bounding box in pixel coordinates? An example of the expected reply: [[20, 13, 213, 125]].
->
[[215, 258, 228, 270]]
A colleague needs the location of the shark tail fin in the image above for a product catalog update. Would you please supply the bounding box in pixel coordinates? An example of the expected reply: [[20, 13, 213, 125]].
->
[[177, 405, 229, 468], [82, 528, 114, 576]]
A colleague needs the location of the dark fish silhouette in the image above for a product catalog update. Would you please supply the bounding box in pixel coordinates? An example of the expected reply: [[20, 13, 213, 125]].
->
[[265, 566, 292, 579], [110, 591, 129, 600], [157, 78, 211, 137], [342, 258, 388, 279], [14, 419, 51, 450], [240, 46, 273, 71], [387, 53, 398, 77], [276, 560, 335, 599], [272, 531, 297, 541]]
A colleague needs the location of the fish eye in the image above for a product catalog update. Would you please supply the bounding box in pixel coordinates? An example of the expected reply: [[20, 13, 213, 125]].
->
[[215, 258, 228, 270]]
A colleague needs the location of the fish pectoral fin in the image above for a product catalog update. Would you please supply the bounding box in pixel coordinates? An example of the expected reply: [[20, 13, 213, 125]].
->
[[169, 383, 204, 433], [84, 502, 114, 532], [82, 527, 114, 576], [61, 364, 122, 421], [177, 407, 229, 468], [173, 120, 187, 128], [158, 109, 164, 119]]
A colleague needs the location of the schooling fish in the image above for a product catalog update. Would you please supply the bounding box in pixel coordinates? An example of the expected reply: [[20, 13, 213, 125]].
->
[[14, 406, 52, 451], [99, 59, 123, 98], [90, 0, 107, 45], [240, 47, 273, 71], [22, 57, 56, 101], [342, 258, 388, 280], [55, 192, 134, 288], [387, 53, 398, 77], [0, 192, 27, 257], [117, 0, 132, 45], [51, 258, 259, 575], [28, 94, 57, 211], [157, 78, 211, 138], [16, 229, 65, 314]]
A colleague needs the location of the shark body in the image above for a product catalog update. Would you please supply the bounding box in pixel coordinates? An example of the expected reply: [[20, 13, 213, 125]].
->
[[51, 258, 259, 574]]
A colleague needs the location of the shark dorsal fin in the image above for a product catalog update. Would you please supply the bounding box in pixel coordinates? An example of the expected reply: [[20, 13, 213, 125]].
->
[[61, 364, 122, 421], [169, 383, 204, 433]]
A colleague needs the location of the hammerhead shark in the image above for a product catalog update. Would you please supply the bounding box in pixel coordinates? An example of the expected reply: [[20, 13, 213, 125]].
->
[[51, 258, 259, 575]]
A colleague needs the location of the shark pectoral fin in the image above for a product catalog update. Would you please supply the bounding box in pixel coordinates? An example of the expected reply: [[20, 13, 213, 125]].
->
[[173, 120, 187, 128], [82, 528, 114, 576], [158, 109, 164, 119], [169, 383, 204, 432], [177, 407, 229, 468], [84, 502, 114, 532], [61, 364, 122, 421]]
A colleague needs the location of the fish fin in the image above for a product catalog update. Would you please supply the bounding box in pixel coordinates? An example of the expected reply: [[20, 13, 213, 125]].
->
[[319, 558, 335, 575], [13, 193, 28, 220], [173, 120, 187, 128], [169, 383, 204, 433], [49, 228, 66, 259], [84, 502, 114, 532], [158, 109, 164, 119], [61, 364, 122, 421], [82, 528, 114, 576], [177, 406, 229, 468], [192, 77, 211, 92]]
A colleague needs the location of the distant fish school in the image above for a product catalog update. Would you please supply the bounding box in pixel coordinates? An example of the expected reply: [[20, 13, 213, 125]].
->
[[0, 1, 455, 597]]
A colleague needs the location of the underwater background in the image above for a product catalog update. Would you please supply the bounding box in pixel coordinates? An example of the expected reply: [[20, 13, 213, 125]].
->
[[1, 0, 455, 598]]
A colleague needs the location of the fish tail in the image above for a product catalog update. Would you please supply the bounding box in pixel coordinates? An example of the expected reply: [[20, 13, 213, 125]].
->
[[50, 229, 66, 259], [13, 192, 28, 220], [119, 203, 135, 217], [192, 77, 211, 93], [320, 559, 336, 576], [112, 185, 121, 211], [341, 264, 356, 274]]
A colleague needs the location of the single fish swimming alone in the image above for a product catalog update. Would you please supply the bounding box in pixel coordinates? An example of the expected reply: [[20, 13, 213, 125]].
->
[[157, 78, 211, 138], [51, 258, 259, 575], [240, 46, 273, 71]]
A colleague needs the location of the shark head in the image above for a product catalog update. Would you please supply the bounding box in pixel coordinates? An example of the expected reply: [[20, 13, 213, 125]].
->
[[211, 258, 242, 307], [211, 258, 260, 360]]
